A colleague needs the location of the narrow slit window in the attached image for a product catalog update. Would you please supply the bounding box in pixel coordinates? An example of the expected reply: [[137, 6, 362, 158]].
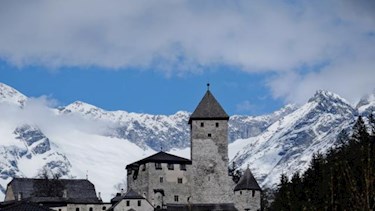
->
[[216, 122, 219, 127]]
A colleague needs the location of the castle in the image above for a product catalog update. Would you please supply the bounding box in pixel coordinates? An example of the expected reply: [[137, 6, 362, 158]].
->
[[124, 87, 261, 211], [0, 87, 261, 211]]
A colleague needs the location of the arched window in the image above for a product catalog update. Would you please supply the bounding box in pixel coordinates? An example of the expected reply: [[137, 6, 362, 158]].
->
[[89, 208, 93, 211], [102, 206, 106, 210]]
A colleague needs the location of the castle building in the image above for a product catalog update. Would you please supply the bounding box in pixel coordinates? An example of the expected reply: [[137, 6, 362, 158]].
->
[[125, 87, 262, 211], [1, 178, 110, 211]]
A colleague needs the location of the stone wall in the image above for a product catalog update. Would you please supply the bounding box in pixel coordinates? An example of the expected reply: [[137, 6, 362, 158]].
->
[[127, 163, 149, 200], [127, 162, 191, 207], [112, 199, 153, 211], [190, 120, 233, 203], [234, 190, 261, 211], [65, 203, 111, 211]]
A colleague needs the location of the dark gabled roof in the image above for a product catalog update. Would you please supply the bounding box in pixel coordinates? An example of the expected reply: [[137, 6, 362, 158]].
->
[[189, 90, 229, 124], [108, 189, 148, 211], [166, 203, 238, 211], [126, 151, 191, 169], [1, 201, 54, 211], [6, 178, 101, 204], [234, 168, 261, 191], [123, 189, 144, 200]]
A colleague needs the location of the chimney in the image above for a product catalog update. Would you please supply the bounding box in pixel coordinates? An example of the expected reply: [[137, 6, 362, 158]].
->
[[121, 188, 125, 195], [98, 192, 102, 201], [17, 192, 23, 201]]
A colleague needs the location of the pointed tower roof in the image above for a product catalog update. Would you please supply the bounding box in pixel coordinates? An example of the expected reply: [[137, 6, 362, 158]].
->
[[189, 89, 229, 124], [234, 167, 261, 191]]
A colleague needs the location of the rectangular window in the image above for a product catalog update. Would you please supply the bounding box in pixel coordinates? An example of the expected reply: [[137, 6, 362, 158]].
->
[[216, 122, 219, 127], [167, 163, 174, 170], [142, 164, 146, 171], [155, 163, 162, 170], [252, 190, 255, 197], [174, 195, 179, 202], [126, 200, 130, 206], [208, 133, 212, 137], [160, 177, 163, 183], [138, 200, 141, 206], [180, 164, 186, 171], [200, 122, 204, 127], [178, 178, 183, 184]]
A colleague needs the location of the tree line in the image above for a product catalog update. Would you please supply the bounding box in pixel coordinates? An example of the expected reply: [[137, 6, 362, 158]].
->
[[270, 114, 375, 210]]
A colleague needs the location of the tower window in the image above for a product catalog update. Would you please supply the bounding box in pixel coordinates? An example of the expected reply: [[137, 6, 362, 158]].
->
[[89, 208, 93, 211], [126, 200, 130, 206], [142, 164, 146, 171], [208, 133, 212, 137], [180, 164, 186, 171], [252, 190, 255, 197], [138, 200, 141, 206], [216, 122, 219, 127], [240, 191, 242, 195], [167, 163, 174, 170], [155, 163, 162, 170], [200, 122, 204, 127], [102, 207, 106, 210], [160, 177, 164, 183], [174, 195, 179, 202], [178, 178, 183, 184], [76, 208, 80, 211]]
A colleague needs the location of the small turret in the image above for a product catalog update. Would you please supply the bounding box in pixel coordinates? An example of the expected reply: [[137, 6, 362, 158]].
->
[[234, 167, 262, 211]]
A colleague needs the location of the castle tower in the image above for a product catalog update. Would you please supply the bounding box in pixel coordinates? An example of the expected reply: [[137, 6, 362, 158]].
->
[[188, 85, 233, 203], [234, 167, 262, 211]]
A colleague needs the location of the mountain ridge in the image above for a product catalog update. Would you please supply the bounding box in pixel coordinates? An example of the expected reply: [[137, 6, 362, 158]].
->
[[0, 82, 374, 201]]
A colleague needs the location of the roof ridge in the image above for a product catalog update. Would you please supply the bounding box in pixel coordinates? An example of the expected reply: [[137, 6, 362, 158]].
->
[[189, 90, 229, 123]]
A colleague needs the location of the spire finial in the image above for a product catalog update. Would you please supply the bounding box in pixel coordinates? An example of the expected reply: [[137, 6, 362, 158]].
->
[[160, 146, 163, 152], [207, 83, 210, 91], [247, 163, 250, 169]]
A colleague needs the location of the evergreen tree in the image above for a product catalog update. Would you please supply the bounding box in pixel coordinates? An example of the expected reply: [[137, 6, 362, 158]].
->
[[270, 115, 375, 210]]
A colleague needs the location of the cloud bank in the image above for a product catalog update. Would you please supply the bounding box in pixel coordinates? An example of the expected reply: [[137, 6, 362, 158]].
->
[[0, 0, 374, 103]]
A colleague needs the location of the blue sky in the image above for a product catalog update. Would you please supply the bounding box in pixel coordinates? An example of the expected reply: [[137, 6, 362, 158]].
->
[[0, 61, 283, 115], [1, 0, 374, 115]]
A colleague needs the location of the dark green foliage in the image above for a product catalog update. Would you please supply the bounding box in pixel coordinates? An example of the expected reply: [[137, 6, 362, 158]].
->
[[270, 115, 375, 210], [369, 113, 375, 135], [229, 162, 243, 183]]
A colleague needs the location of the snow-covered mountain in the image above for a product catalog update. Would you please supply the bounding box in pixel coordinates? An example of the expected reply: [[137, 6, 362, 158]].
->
[[356, 91, 375, 116], [229, 90, 359, 188], [0, 82, 373, 202], [59, 101, 297, 150], [0, 83, 26, 106]]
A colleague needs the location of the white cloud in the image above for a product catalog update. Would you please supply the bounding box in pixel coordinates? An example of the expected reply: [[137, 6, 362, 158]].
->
[[0, 0, 374, 103], [236, 100, 253, 112]]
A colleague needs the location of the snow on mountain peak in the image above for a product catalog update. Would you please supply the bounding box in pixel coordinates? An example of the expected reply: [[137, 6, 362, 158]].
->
[[0, 83, 27, 106], [356, 90, 375, 115], [309, 90, 349, 104]]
